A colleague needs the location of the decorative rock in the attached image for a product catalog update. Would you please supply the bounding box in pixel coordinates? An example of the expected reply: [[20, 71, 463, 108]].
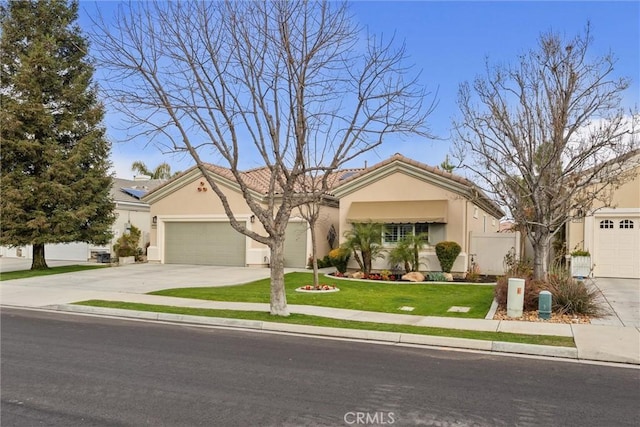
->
[[351, 271, 365, 279], [402, 272, 425, 282], [443, 273, 454, 282]]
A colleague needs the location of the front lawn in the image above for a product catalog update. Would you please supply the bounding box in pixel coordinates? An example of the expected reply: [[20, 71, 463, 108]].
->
[[75, 300, 574, 347], [0, 264, 107, 281], [150, 272, 495, 318]]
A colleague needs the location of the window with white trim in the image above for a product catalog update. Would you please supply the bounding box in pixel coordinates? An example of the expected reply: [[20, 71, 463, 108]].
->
[[620, 219, 635, 229], [383, 223, 430, 244], [599, 220, 614, 229]]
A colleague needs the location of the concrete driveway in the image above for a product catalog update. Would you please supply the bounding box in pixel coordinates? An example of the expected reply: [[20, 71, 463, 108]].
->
[[592, 277, 640, 328], [0, 258, 272, 308]]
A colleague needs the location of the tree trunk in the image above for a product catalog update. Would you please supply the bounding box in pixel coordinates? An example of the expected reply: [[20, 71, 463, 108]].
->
[[362, 251, 371, 276], [352, 250, 364, 272], [31, 243, 49, 270], [269, 238, 289, 316], [532, 229, 551, 281], [309, 219, 319, 287]]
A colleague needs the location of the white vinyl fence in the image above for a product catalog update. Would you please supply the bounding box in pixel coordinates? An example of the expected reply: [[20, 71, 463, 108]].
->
[[469, 231, 521, 275]]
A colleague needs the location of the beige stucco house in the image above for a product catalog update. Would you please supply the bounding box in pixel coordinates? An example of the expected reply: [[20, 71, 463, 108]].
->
[[143, 164, 338, 268], [0, 176, 163, 261], [331, 154, 505, 274], [566, 161, 640, 279], [142, 154, 507, 274]]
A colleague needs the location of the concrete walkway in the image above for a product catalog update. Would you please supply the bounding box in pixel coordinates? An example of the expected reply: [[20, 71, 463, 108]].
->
[[1, 260, 638, 365]]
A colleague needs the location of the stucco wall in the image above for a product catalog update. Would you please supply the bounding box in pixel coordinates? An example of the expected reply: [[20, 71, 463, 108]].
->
[[567, 165, 640, 252], [147, 173, 339, 267], [337, 170, 501, 274]]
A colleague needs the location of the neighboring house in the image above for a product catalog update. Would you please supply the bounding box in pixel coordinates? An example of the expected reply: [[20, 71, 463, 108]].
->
[[110, 176, 166, 256], [143, 165, 338, 268], [0, 176, 164, 261], [566, 159, 640, 279], [331, 154, 506, 274]]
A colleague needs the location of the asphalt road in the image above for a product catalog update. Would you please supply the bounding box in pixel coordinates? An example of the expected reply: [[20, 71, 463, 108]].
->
[[1, 308, 639, 427]]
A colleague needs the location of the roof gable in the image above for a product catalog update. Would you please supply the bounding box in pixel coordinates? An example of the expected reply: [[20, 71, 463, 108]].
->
[[332, 153, 504, 218]]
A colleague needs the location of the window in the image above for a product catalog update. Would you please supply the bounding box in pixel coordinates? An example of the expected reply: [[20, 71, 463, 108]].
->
[[383, 223, 429, 244], [620, 220, 635, 229], [599, 220, 614, 229]]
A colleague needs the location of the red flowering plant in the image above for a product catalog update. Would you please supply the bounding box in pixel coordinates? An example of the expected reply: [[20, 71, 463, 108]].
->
[[300, 284, 337, 291]]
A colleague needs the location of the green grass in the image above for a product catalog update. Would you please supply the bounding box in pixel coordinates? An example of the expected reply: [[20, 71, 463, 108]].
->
[[0, 264, 107, 281], [75, 300, 575, 348], [150, 272, 495, 318]]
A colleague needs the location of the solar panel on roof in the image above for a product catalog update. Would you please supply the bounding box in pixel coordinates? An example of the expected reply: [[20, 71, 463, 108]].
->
[[121, 187, 148, 199]]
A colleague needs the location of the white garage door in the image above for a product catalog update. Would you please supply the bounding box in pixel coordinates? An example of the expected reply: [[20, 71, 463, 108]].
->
[[595, 217, 640, 278], [164, 222, 245, 266]]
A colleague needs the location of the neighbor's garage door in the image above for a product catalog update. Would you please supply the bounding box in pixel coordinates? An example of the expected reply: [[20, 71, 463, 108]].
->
[[595, 217, 640, 278], [164, 222, 245, 266], [284, 222, 308, 268]]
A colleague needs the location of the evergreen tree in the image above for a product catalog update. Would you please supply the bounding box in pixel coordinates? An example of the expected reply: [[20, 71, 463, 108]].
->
[[0, 0, 115, 270]]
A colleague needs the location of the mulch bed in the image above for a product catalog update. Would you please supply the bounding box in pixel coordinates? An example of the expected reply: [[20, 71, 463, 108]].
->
[[493, 308, 591, 324]]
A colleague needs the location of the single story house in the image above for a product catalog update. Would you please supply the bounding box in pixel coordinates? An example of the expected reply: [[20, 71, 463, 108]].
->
[[144, 154, 508, 275], [0, 176, 163, 261], [566, 158, 640, 279], [331, 154, 505, 274], [143, 164, 338, 268]]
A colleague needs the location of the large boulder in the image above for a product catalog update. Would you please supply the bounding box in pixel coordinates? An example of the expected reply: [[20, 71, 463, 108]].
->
[[402, 272, 425, 282], [350, 271, 365, 279], [443, 273, 454, 282]]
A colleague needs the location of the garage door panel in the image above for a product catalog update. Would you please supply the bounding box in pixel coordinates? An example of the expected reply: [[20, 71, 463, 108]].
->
[[284, 222, 308, 268], [165, 222, 245, 266], [595, 217, 640, 279]]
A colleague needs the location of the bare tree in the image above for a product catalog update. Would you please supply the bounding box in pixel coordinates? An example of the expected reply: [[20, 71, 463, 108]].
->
[[453, 25, 638, 280], [92, 1, 434, 315]]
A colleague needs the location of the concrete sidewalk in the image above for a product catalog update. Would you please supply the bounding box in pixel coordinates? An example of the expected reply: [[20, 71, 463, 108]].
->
[[1, 261, 638, 365]]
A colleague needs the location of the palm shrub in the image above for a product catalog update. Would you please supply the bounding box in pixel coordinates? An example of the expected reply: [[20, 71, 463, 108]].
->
[[388, 232, 428, 273], [328, 248, 350, 274], [113, 225, 141, 258], [435, 241, 461, 273], [342, 222, 385, 275]]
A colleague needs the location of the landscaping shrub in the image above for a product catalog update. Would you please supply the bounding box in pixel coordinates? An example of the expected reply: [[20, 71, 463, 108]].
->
[[328, 248, 350, 273], [570, 249, 590, 257], [113, 225, 141, 258], [309, 255, 332, 269], [503, 247, 533, 277], [435, 241, 461, 273], [427, 272, 447, 282], [544, 269, 605, 316]]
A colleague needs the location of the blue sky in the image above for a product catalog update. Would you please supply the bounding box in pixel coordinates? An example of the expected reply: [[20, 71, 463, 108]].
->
[[77, 1, 640, 179]]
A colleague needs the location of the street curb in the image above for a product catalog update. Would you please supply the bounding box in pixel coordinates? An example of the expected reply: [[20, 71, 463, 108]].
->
[[485, 298, 499, 320], [52, 304, 577, 360]]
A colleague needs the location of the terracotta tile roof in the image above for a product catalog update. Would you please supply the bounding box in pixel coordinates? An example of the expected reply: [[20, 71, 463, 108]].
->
[[145, 154, 503, 217], [332, 153, 474, 189], [197, 163, 362, 194]]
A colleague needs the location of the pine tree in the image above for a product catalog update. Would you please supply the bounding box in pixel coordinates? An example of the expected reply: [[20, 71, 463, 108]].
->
[[0, 0, 115, 270]]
